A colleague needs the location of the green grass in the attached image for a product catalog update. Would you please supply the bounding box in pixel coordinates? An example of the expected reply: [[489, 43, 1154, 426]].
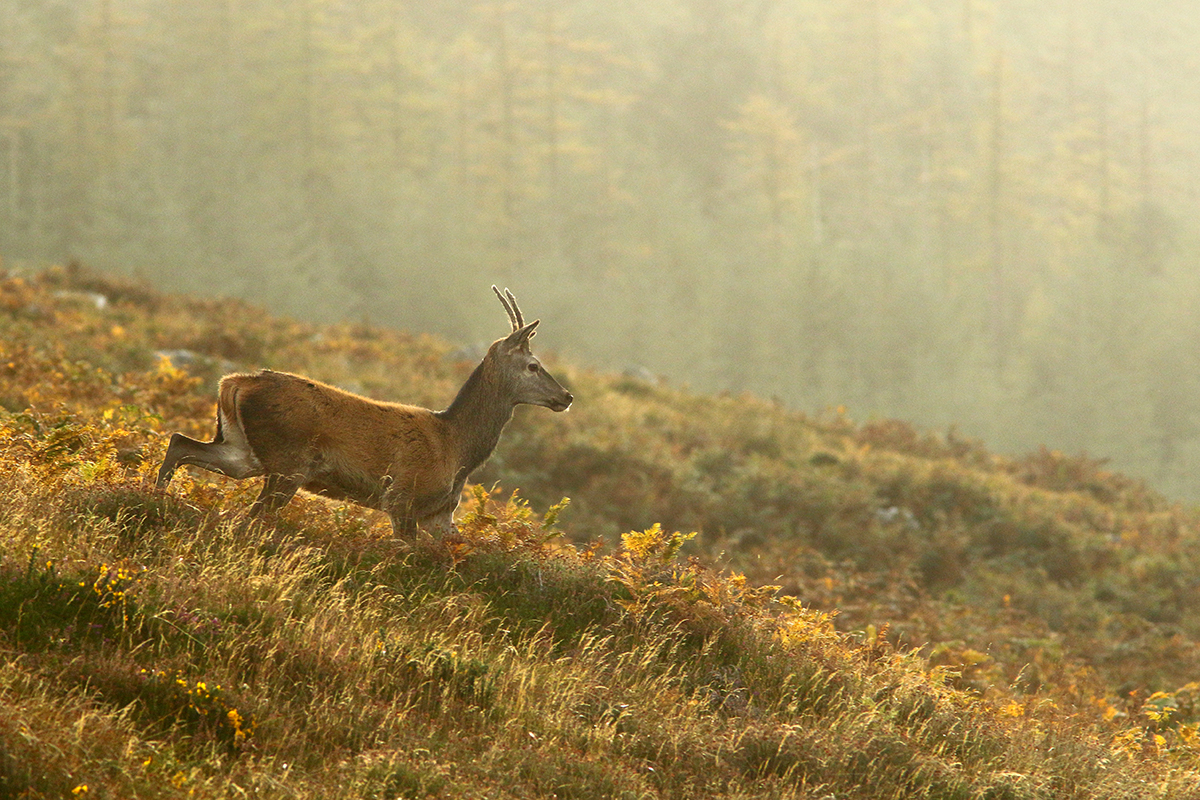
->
[[2, 265, 1200, 796]]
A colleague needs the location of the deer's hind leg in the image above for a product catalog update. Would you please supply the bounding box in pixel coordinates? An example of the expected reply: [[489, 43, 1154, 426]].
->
[[156, 404, 264, 488], [156, 432, 266, 487]]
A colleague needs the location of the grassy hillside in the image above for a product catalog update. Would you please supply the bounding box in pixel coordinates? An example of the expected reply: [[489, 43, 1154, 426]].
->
[[2, 265, 1200, 798]]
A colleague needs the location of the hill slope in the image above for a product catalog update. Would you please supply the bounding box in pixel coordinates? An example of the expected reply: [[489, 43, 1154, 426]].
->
[[1, 265, 1199, 797]]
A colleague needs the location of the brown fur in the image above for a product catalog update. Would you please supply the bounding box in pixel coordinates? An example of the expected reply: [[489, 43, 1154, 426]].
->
[[156, 288, 572, 535]]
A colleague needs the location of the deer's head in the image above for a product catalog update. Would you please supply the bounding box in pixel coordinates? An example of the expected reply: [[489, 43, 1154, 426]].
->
[[490, 286, 573, 412]]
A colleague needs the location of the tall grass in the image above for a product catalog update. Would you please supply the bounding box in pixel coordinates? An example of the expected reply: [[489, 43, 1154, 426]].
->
[[2, 266, 1200, 796]]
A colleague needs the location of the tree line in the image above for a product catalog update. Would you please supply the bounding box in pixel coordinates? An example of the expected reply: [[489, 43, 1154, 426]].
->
[[3, 0, 1200, 497]]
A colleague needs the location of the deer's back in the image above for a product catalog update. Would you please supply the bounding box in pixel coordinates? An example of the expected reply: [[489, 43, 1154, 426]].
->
[[224, 371, 452, 503]]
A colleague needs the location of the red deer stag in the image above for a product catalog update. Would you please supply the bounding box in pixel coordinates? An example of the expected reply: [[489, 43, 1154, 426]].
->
[[156, 287, 572, 535]]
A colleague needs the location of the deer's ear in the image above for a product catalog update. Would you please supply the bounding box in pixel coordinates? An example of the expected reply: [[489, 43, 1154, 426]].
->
[[504, 319, 540, 350]]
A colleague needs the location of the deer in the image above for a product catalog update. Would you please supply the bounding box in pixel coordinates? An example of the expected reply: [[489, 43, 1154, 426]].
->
[[155, 286, 573, 536]]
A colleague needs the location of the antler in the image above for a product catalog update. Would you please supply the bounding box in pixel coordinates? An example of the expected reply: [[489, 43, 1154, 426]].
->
[[492, 285, 525, 331]]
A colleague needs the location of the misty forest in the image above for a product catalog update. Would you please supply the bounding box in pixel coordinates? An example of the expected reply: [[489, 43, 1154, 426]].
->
[[3, 0, 1200, 500]]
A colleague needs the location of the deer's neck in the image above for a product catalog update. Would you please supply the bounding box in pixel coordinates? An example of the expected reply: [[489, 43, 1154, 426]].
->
[[438, 359, 514, 474]]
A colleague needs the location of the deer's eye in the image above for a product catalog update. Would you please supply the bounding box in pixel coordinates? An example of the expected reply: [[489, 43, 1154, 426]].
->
[[527, 362, 540, 373]]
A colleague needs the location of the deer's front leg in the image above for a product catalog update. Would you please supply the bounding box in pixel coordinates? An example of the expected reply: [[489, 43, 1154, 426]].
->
[[387, 510, 420, 538], [249, 473, 305, 517], [385, 485, 460, 538]]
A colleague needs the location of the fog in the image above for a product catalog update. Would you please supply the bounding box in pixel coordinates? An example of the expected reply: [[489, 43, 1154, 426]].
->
[[3, 0, 1200, 497]]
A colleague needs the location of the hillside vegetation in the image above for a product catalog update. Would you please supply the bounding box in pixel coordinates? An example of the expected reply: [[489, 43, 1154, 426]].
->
[[2, 265, 1200, 798]]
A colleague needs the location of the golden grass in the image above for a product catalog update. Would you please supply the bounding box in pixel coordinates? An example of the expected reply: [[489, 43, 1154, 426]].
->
[[1, 265, 1200, 796]]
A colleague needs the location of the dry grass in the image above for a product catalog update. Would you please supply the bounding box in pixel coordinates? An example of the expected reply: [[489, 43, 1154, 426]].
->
[[1, 266, 1200, 797]]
